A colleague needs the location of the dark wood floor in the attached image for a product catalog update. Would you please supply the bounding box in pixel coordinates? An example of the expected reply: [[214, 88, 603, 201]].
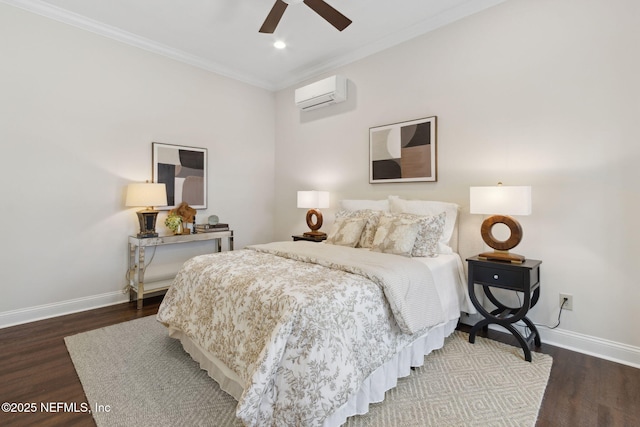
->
[[1, 296, 638, 427]]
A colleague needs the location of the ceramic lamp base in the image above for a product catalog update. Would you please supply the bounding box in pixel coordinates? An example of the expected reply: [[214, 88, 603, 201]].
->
[[136, 209, 159, 239]]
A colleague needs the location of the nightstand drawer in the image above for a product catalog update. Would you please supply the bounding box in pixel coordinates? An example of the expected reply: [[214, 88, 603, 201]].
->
[[473, 265, 524, 290]]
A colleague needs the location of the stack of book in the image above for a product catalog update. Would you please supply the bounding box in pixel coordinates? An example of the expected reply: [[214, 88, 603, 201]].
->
[[195, 223, 229, 233]]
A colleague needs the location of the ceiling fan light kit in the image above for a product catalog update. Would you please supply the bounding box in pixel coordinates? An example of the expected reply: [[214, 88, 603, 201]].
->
[[259, 0, 352, 34]]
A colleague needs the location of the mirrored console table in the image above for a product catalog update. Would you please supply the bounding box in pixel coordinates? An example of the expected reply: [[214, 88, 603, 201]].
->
[[128, 230, 234, 309]]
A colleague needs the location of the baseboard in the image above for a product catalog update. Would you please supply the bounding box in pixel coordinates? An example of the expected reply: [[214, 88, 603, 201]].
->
[[0, 291, 129, 329], [3, 296, 640, 369], [485, 323, 640, 369], [460, 311, 640, 369], [537, 327, 640, 369]]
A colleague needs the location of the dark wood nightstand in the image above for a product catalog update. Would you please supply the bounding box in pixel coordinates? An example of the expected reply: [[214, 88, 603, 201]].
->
[[292, 234, 327, 242], [466, 256, 542, 362]]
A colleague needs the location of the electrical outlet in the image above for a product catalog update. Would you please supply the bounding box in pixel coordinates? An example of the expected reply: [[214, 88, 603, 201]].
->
[[559, 293, 573, 311]]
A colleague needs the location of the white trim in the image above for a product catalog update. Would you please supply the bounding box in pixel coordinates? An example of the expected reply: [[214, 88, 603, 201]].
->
[[275, 0, 507, 90], [3, 292, 638, 370], [489, 324, 640, 370], [1, 0, 507, 92], [0, 291, 129, 329], [540, 327, 640, 369], [0, 0, 276, 90], [461, 313, 640, 368]]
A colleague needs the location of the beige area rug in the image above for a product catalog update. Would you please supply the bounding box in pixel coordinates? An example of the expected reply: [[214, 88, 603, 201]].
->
[[65, 316, 552, 427]]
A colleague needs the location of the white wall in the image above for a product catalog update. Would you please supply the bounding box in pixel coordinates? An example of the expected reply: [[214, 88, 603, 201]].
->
[[2, 0, 638, 367], [0, 4, 276, 322], [274, 0, 640, 365]]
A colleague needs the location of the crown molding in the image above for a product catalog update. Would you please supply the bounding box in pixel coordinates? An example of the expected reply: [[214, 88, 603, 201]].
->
[[274, 0, 507, 90], [1, 0, 278, 90], [2, 0, 506, 92]]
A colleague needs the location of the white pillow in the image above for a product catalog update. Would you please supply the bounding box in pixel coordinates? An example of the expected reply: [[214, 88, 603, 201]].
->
[[389, 198, 459, 254], [340, 199, 390, 212], [326, 217, 367, 247], [371, 215, 420, 257]]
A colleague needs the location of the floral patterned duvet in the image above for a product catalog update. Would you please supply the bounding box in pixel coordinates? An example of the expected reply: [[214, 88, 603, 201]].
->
[[157, 241, 448, 427]]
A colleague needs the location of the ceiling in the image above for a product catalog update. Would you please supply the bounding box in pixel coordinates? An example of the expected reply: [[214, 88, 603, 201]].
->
[[5, 0, 506, 90]]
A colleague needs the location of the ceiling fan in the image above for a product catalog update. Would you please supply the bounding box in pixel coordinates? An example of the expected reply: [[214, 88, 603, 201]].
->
[[259, 0, 352, 33]]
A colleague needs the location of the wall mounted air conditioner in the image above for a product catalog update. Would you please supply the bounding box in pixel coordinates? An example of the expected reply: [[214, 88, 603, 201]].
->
[[295, 75, 348, 111]]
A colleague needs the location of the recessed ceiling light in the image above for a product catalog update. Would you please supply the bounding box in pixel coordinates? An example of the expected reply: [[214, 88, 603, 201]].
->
[[274, 40, 286, 49]]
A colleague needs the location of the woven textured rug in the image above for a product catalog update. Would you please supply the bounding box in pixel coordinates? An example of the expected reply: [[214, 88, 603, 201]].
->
[[65, 315, 552, 427]]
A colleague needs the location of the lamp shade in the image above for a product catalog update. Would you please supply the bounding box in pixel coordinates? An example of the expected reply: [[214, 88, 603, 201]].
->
[[126, 183, 168, 208], [470, 186, 531, 216], [297, 191, 330, 209]]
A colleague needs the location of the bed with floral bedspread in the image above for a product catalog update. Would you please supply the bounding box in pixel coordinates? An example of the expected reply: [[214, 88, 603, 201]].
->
[[157, 239, 467, 427]]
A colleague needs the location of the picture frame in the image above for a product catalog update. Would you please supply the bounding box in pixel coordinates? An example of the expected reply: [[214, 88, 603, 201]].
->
[[369, 116, 437, 183], [152, 142, 207, 210]]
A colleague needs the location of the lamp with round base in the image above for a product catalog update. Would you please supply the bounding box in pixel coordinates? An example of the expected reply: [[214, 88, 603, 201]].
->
[[470, 184, 531, 264], [297, 190, 330, 238]]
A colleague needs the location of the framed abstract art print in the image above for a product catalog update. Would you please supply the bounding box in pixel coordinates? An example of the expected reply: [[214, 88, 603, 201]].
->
[[152, 142, 207, 210], [369, 116, 437, 183]]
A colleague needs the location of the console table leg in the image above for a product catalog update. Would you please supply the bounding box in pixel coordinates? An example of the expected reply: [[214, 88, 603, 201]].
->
[[137, 247, 145, 309]]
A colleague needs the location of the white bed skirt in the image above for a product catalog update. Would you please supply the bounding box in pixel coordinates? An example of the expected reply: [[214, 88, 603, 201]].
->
[[168, 317, 458, 426]]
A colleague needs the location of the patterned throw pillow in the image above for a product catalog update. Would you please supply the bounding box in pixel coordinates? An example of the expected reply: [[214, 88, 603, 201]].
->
[[335, 209, 382, 248], [389, 198, 459, 254], [326, 217, 368, 247], [370, 215, 420, 257], [395, 212, 446, 257]]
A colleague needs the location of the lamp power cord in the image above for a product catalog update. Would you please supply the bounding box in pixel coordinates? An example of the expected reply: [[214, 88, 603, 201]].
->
[[513, 293, 567, 336]]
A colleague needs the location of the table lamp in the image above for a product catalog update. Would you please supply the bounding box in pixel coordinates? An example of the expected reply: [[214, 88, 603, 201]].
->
[[126, 182, 168, 238], [297, 190, 330, 237], [470, 183, 532, 263]]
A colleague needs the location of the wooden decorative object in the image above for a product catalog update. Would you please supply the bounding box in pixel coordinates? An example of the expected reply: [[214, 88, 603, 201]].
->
[[478, 215, 525, 264], [303, 209, 326, 237]]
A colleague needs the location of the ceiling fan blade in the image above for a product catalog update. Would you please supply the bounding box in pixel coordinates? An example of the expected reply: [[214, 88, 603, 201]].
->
[[259, 0, 288, 33], [303, 0, 352, 31]]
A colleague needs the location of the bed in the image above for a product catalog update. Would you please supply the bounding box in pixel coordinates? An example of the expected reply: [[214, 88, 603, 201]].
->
[[157, 197, 474, 426]]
